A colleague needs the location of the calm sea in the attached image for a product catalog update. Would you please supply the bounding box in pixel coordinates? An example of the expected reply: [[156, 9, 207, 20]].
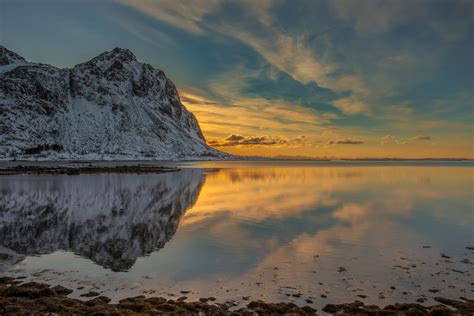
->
[[0, 161, 473, 309]]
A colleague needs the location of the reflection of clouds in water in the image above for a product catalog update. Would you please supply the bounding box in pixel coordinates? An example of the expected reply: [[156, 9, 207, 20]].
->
[[217, 191, 473, 305], [182, 168, 368, 226], [333, 203, 368, 221], [184, 166, 472, 224], [179, 166, 473, 279]]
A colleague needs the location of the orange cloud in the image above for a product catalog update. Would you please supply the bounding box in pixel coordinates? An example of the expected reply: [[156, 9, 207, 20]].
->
[[328, 138, 365, 145], [208, 134, 309, 147]]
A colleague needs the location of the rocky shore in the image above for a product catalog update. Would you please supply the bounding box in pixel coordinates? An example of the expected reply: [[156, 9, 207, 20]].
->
[[0, 165, 179, 175], [0, 277, 473, 315]]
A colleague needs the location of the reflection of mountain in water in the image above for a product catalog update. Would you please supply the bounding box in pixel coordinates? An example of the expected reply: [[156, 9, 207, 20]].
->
[[0, 169, 204, 271]]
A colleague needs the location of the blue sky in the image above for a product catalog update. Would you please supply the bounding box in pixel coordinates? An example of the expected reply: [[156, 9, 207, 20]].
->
[[2, 0, 473, 157]]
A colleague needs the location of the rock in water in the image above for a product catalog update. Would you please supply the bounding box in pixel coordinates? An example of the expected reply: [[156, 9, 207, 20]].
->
[[0, 46, 226, 160]]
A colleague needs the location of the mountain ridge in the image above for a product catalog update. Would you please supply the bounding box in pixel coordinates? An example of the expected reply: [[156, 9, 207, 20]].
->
[[0, 46, 227, 160]]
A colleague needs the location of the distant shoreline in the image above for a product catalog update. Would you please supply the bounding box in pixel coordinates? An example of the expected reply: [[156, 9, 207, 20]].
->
[[0, 159, 472, 175], [0, 157, 472, 163], [270, 157, 473, 162], [0, 165, 179, 175]]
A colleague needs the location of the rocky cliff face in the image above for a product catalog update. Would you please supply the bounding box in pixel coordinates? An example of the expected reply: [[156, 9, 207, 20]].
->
[[0, 46, 225, 160], [0, 169, 205, 271]]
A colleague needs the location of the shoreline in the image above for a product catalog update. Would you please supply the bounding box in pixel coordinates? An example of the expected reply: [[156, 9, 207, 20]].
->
[[0, 158, 472, 163], [0, 165, 179, 175], [0, 160, 472, 175], [0, 277, 472, 315]]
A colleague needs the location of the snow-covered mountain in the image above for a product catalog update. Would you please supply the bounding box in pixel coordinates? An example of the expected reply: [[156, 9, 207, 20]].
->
[[0, 46, 226, 160], [0, 169, 205, 271]]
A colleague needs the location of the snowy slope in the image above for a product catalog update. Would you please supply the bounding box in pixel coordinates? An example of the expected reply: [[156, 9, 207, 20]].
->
[[0, 169, 205, 271], [0, 46, 226, 160]]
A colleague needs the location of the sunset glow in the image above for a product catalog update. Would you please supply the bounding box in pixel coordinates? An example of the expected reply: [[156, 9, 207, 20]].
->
[[3, 0, 472, 158]]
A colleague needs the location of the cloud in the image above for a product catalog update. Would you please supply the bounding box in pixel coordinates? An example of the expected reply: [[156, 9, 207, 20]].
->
[[328, 138, 365, 145], [117, 0, 372, 116], [240, 65, 339, 108], [225, 134, 245, 142], [390, 120, 471, 133], [329, 0, 473, 40], [379, 135, 407, 145], [209, 134, 309, 147], [209, 134, 288, 147], [181, 91, 331, 139], [230, 29, 335, 86], [205, 63, 341, 118], [106, 12, 176, 48], [115, 0, 220, 34], [381, 102, 414, 120], [379, 135, 432, 145], [332, 96, 370, 115], [215, 21, 371, 116], [181, 90, 374, 154], [414, 135, 431, 141], [181, 93, 218, 106], [330, 0, 421, 35]]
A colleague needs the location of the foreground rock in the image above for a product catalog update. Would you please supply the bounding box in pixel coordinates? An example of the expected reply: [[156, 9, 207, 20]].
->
[[0, 278, 316, 315], [0, 278, 472, 315], [322, 299, 474, 315]]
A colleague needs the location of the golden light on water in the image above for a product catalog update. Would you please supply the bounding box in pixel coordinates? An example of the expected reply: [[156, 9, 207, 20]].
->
[[181, 165, 472, 227]]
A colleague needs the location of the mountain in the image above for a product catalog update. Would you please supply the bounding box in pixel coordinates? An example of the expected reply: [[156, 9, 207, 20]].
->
[[0, 169, 205, 271], [0, 46, 226, 160]]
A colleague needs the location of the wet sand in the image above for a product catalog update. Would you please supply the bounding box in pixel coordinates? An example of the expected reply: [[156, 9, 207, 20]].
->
[[0, 277, 473, 315]]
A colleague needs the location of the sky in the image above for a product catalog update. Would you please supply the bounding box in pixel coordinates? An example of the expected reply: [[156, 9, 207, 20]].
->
[[1, 0, 473, 158]]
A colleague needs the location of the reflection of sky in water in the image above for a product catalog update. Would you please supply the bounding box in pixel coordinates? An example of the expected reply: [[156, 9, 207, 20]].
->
[[0, 162, 473, 308]]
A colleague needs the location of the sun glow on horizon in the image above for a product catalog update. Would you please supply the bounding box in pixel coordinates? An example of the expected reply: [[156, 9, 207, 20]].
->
[[181, 91, 473, 159]]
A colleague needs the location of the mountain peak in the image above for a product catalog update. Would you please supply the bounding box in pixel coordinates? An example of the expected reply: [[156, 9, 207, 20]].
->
[[96, 47, 138, 63], [76, 47, 139, 72], [111, 47, 136, 57], [110, 47, 137, 61], [0, 46, 27, 65]]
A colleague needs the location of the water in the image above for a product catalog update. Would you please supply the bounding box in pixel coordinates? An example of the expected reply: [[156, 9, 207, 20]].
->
[[0, 161, 473, 309]]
